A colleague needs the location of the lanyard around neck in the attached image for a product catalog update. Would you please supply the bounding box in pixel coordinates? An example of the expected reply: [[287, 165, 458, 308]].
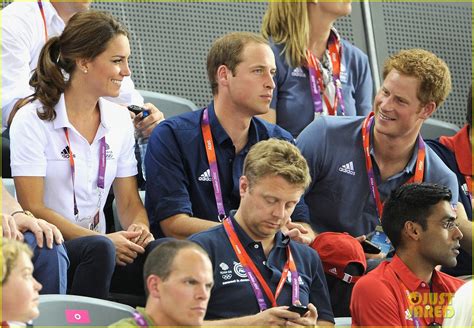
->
[[37, 0, 48, 41], [201, 108, 226, 222], [64, 128, 106, 219], [306, 29, 345, 116], [362, 112, 426, 222], [223, 218, 300, 311]]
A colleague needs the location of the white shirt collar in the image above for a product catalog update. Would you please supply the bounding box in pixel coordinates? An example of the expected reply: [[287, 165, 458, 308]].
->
[[98, 97, 113, 131], [52, 95, 112, 137], [52, 94, 73, 130], [40, 0, 66, 37]]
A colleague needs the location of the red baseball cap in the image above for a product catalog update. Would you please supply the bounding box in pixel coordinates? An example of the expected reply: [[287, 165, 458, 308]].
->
[[311, 232, 367, 284]]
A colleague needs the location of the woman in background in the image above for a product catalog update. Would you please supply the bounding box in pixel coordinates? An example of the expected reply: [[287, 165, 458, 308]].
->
[[261, 1, 373, 137]]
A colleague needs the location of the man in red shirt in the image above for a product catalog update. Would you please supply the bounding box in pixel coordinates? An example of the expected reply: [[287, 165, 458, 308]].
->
[[351, 183, 465, 326], [426, 86, 472, 277]]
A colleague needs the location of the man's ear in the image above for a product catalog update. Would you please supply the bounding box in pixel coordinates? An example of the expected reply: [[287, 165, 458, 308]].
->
[[404, 221, 423, 242], [216, 65, 231, 88], [239, 175, 249, 197], [418, 101, 436, 120], [146, 275, 161, 298]]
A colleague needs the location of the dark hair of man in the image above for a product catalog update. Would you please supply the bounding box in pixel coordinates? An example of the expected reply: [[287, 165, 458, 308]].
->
[[13, 10, 129, 122], [206, 32, 268, 95], [143, 240, 209, 296], [381, 183, 452, 249], [466, 84, 472, 126]]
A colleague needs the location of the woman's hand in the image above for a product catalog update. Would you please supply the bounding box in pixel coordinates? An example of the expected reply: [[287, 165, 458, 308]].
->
[[15, 214, 64, 248], [1, 213, 23, 241]]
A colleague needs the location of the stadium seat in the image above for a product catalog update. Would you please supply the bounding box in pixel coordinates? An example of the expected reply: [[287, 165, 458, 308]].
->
[[2, 178, 16, 197], [421, 118, 459, 140], [32, 294, 134, 326], [138, 89, 198, 118]]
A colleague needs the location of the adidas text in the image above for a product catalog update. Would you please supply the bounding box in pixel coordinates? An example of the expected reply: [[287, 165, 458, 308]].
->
[[338, 161, 355, 176]]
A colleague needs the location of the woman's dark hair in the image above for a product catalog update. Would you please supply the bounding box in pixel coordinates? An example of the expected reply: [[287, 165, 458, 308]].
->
[[13, 10, 129, 122]]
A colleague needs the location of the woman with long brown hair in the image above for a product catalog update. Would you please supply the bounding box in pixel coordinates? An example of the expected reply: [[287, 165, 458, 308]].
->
[[10, 10, 158, 299]]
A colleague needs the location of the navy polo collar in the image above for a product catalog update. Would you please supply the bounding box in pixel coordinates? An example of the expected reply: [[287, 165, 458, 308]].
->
[[207, 102, 260, 153], [228, 211, 288, 249]]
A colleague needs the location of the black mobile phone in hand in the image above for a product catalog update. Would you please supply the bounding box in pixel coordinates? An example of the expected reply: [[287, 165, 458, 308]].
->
[[362, 239, 382, 254], [127, 105, 150, 118], [287, 304, 309, 316]]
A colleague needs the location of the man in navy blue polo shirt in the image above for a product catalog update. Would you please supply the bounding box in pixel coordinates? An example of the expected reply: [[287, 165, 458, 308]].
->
[[297, 49, 472, 259], [189, 139, 334, 325], [145, 32, 312, 241]]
